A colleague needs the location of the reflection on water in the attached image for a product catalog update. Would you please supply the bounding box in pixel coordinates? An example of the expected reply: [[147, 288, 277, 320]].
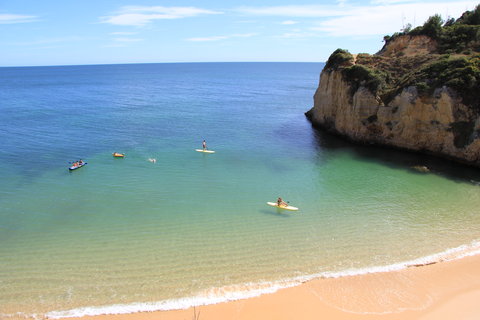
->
[[309, 124, 480, 185]]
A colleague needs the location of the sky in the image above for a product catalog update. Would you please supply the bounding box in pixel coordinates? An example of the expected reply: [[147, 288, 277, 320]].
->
[[0, 0, 478, 66]]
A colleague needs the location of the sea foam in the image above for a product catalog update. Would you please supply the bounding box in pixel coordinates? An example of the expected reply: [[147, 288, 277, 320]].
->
[[45, 240, 480, 319]]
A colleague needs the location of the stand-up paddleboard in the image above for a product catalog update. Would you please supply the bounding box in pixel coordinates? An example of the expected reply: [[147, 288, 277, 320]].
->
[[195, 149, 215, 153], [267, 202, 299, 211]]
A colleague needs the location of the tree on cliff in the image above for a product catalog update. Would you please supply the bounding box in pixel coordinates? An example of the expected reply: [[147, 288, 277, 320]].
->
[[418, 14, 443, 38]]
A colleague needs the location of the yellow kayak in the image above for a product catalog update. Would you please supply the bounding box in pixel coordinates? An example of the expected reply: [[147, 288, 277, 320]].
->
[[267, 202, 299, 211], [113, 152, 125, 157]]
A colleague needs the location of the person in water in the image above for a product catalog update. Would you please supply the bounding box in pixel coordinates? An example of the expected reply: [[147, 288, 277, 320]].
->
[[277, 197, 287, 207], [202, 140, 207, 150]]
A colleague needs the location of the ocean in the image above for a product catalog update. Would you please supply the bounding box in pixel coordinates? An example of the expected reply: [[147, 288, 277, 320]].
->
[[0, 62, 479, 319]]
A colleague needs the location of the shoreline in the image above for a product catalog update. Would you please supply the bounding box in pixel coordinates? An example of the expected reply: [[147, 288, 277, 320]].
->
[[58, 251, 480, 320]]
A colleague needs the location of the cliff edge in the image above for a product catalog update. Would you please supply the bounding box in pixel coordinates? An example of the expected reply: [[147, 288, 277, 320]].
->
[[306, 6, 480, 166]]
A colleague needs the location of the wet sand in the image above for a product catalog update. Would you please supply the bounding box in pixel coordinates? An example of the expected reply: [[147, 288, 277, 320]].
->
[[65, 253, 480, 320]]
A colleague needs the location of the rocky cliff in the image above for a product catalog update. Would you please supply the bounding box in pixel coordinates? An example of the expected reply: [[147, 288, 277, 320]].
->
[[306, 7, 480, 166]]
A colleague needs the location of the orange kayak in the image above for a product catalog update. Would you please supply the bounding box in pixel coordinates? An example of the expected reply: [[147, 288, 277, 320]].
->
[[113, 152, 125, 158]]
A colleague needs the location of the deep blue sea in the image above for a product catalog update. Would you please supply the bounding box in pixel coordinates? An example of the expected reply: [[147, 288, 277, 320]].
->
[[1, 63, 479, 318]]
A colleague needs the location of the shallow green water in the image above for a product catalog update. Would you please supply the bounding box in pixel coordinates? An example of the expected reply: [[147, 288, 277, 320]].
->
[[0, 63, 479, 318]]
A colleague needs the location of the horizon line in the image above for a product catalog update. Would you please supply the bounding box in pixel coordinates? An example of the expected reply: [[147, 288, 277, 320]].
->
[[0, 61, 326, 68]]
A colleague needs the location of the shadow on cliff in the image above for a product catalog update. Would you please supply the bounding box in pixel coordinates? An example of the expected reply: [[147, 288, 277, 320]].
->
[[309, 125, 480, 185]]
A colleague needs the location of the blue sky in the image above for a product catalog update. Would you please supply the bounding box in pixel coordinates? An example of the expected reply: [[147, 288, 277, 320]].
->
[[1, 0, 478, 66]]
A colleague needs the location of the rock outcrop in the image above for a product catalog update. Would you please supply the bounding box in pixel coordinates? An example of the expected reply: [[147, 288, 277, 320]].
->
[[306, 8, 480, 167]]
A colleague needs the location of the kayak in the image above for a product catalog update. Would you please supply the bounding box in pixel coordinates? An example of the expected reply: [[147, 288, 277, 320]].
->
[[69, 162, 87, 171], [195, 149, 215, 153], [113, 152, 125, 157], [267, 202, 299, 211]]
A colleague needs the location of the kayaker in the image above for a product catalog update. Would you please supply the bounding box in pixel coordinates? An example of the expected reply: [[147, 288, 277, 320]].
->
[[277, 197, 287, 207]]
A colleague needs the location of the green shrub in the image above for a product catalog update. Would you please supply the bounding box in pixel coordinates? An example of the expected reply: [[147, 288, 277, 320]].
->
[[415, 81, 429, 93], [438, 24, 480, 53], [456, 4, 480, 25], [325, 49, 353, 70], [402, 23, 412, 33], [342, 64, 386, 94], [409, 55, 480, 109], [444, 18, 455, 27], [408, 15, 443, 39], [409, 26, 424, 36], [423, 14, 444, 39]]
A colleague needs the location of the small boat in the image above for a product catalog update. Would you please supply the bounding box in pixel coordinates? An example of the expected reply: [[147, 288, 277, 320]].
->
[[267, 202, 299, 211], [69, 162, 87, 171], [113, 152, 125, 158]]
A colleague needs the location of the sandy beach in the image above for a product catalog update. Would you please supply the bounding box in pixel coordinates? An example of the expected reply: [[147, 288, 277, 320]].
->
[[64, 253, 480, 320]]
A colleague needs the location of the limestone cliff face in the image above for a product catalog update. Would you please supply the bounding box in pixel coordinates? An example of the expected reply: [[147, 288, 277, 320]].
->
[[377, 35, 436, 57], [306, 10, 480, 168], [306, 67, 480, 166]]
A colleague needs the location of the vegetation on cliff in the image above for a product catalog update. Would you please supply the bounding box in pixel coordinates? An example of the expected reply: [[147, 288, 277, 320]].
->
[[407, 54, 480, 108], [325, 5, 480, 111], [324, 49, 354, 70], [384, 6, 480, 54]]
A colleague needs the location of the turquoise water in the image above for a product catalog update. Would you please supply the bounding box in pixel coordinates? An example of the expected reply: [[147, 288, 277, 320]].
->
[[0, 63, 479, 318]]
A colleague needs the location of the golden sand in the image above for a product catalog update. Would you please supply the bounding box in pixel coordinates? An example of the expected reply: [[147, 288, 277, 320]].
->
[[65, 254, 480, 320]]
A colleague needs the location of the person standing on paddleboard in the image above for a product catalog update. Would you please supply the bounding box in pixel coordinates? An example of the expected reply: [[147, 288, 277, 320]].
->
[[202, 140, 207, 150]]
